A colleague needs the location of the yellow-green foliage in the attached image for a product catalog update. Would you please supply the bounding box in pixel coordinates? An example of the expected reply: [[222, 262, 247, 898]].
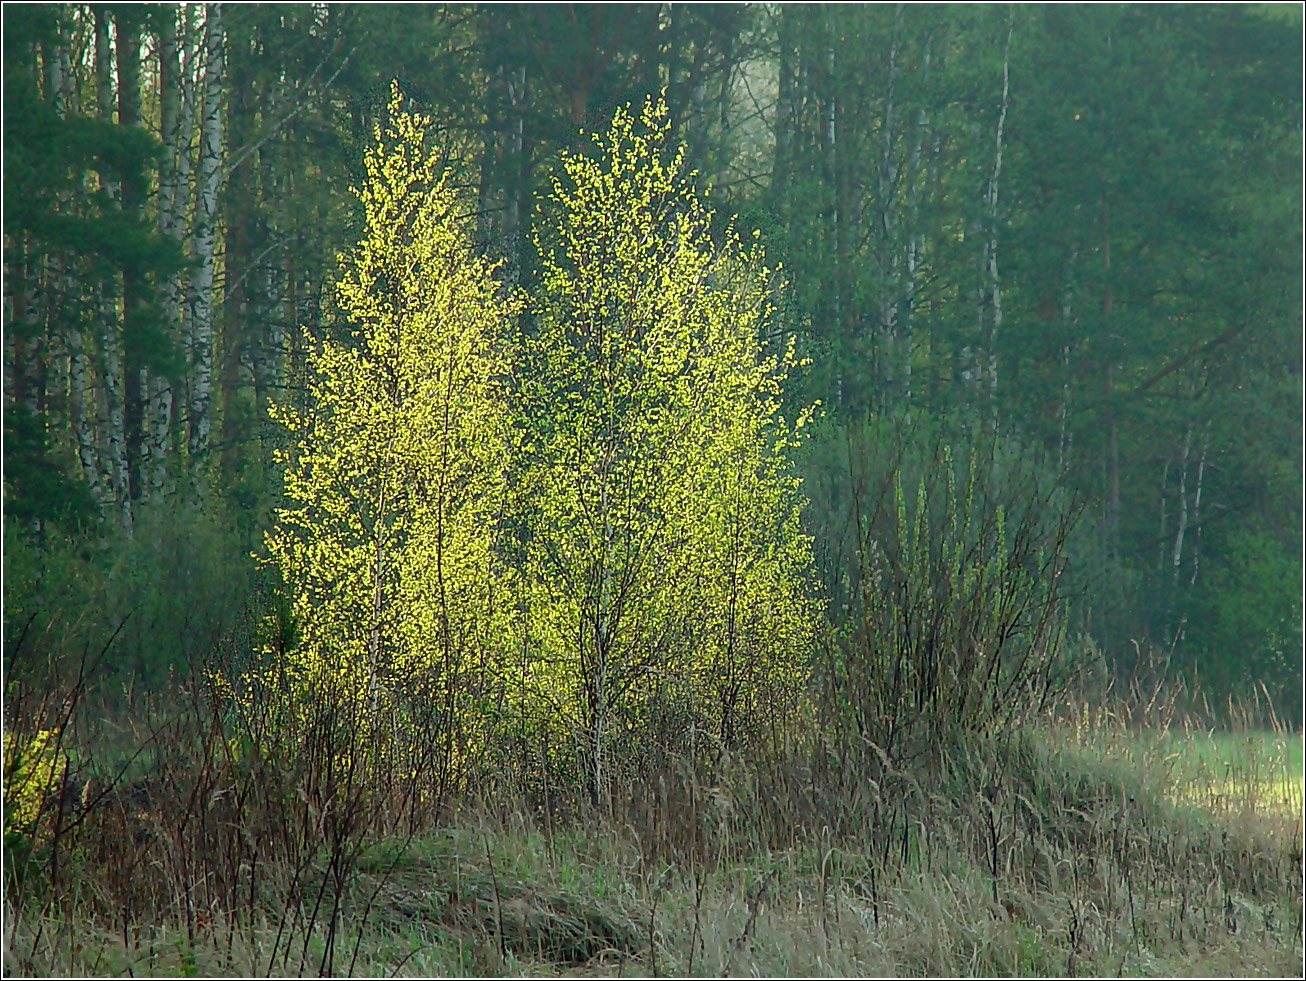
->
[[515, 99, 818, 792], [3, 729, 64, 833], [256, 84, 515, 753], [243, 92, 815, 798]]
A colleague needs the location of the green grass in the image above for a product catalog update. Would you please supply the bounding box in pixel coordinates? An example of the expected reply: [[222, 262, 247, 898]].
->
[[1158, 729, 1304, 814], [5, 692, 1303, 978], [1048, 703, 1305, 826]]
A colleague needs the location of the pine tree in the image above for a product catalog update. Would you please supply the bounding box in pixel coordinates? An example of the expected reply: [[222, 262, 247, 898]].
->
[[518, 99, 817, 805]]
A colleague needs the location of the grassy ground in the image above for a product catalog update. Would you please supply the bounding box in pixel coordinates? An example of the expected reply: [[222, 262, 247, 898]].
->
[[1051, 693, 1303, 819], [4, 712, 1302, 978]]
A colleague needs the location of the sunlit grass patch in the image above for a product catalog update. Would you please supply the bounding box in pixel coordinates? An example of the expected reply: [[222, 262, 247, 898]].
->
[[1155, 728, 1304, 819], [1047, 695, 1304, 826]]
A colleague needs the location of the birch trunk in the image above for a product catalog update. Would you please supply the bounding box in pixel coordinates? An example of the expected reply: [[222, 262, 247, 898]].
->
[[187, 2, 225, 474], [95, 6, 133, 534], [172, 4, 199, 458], [1189, 425, 1209, 587], [220, 51, 253, 479], [117, 14, 147, 508], [979, 12, 1013, 434], [1171, 424, 1192, 577], [50, 14, 103, 507], [147, 3, 183, 503]]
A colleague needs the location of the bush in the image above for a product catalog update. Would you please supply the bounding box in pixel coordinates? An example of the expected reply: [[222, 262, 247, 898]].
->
[[812, 415, 1088, 761]]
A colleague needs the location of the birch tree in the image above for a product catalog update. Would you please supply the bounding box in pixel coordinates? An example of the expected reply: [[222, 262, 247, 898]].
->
[[145, 3, 185, 503], [187, 1, 224, 474], [520, 100, 815, 806], [93, 5, 133, 532], [258, 85, 515, 758], [976, 9, 1012, 434]]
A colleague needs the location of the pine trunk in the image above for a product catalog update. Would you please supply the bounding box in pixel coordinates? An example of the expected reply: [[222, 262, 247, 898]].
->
[[772, 5, 796, 209]]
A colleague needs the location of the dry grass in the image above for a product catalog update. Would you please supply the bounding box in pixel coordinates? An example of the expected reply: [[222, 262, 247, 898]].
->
[[4, 699, 1302, 978], [4, 617, 1301, 979]]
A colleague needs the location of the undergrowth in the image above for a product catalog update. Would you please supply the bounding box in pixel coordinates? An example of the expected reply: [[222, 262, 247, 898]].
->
[[2, 653, 1301, 978]]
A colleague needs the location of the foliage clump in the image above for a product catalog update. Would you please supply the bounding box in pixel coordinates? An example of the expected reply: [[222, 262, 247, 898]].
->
[[237, 93, 818, 807], [819, 422, 1084, 760], [513, 99, 818, 801], [247, 83, 515, 779], [2, 728, 64, 836]]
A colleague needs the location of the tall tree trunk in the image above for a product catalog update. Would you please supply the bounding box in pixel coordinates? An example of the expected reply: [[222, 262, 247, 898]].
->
[[713, 28, 735, 197], [824, 31, 839, 330], [874, 7, 903, 414], [1056, 246, 1078, 471], [1189, 424, 1209, 587], [499, 65, 527, 287], [220, 47, 253, 480], [897, 27, 935, 420], [117, 12, 147, 508], [252, 49, 286, 423], [1170, 423, 1192, 579], [49, 11, 103, 508], [95, 5, 133, 534], [187, 2, 225, 477], [147, 4, 183, 503], [1102, 204, 1120, 564], [979, 11, 1013, 435], [772, 4, 796, 209]]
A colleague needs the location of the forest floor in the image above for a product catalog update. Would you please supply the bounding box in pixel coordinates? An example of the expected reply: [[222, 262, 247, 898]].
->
[[3, 718, 1302, 978]]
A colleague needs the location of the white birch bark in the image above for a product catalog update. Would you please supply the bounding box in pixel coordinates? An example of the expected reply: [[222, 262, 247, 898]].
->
[[147, 4, 182, 502], [979, 13, 1013, 431], [1189, 425, 1209, 587], [50, 14, 103, 507], [1171, 424, 1192, 576], [173, 4, 198, 444], [118, 16, 148, 514], [95, 6, 133, 534], [187, 2, 224, 471]]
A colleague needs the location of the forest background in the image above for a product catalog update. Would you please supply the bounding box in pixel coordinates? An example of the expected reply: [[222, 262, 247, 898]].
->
[[3, 2, 1302, 719]]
